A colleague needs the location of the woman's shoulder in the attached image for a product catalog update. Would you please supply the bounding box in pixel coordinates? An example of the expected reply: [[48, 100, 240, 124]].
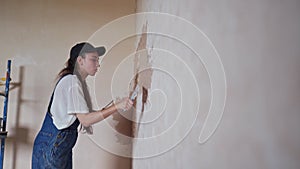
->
[[57, 74, 81, 89]]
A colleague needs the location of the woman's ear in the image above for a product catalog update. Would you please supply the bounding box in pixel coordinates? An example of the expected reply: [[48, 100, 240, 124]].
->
[[77, 56, 84, 66]]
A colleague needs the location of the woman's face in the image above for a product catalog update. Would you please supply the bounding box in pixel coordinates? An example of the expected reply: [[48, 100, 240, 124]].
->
[[78, 51, 100, 77]]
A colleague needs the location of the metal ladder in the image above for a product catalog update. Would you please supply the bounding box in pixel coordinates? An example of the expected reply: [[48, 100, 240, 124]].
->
[[0, 60, 11, 169]]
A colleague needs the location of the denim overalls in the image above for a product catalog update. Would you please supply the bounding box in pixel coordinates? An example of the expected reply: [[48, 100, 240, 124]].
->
[[32, 77, 80, 169]]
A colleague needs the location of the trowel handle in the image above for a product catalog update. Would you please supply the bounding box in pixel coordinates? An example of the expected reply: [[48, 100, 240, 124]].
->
[[130, 86, 139, 101]]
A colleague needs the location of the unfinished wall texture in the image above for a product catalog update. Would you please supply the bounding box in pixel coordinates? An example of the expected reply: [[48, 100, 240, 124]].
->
[[133, 0, 300, 169], [0, 0, 136, 169]]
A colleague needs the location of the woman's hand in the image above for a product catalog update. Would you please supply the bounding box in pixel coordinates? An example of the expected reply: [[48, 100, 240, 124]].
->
[[115, 97, 133, 112]]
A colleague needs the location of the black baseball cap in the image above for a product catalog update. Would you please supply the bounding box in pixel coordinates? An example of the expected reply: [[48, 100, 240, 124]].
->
[[70, 42, 106, 60]]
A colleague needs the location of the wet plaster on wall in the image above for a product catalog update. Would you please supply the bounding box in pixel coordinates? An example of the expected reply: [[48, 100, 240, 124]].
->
[[132, 23, 153, 137]]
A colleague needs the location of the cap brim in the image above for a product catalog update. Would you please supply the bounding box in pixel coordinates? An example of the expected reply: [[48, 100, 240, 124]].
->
[[96, 46, 106, 56]]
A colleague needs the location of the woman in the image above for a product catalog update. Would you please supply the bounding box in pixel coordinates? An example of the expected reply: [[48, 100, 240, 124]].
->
[[32, 42, 133, 169]]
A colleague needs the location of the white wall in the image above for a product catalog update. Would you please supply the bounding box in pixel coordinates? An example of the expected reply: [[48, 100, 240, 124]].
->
[[0, 0, 136, 168], [133, 0, 300, 169]]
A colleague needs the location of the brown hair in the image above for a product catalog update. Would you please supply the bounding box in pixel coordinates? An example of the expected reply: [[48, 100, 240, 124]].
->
[[57, 55, 93, 112]]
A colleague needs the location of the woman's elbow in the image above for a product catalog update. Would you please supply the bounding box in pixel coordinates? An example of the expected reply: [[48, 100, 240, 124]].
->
[[76, 114, 92, 127]]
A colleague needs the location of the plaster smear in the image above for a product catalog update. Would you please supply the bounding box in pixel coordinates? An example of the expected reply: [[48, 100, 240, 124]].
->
[[132, 23, 153, 137]]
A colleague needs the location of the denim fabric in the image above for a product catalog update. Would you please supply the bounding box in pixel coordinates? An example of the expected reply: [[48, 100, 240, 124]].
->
[[32, 113, 79, 169]]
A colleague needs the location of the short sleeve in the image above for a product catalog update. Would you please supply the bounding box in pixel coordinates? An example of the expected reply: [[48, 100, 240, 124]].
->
[[66, 78, 89, 114]]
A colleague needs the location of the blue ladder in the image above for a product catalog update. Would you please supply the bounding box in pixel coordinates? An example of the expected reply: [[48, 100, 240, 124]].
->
[[0, 60, 11, 169]]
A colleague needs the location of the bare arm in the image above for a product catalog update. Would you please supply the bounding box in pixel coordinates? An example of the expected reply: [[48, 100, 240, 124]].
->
[[76, 97, 133, 127]]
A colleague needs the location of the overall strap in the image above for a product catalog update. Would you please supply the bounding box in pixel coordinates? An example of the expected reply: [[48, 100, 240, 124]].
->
[[47, 91, 55, 116]]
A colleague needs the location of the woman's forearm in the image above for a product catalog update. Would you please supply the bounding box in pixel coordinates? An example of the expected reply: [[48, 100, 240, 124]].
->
[[76, 104, 118, 127], [76, 97, 133, 127]]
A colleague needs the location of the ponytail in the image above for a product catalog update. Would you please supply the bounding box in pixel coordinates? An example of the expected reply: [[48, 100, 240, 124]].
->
[[57, 58, 75, 79]]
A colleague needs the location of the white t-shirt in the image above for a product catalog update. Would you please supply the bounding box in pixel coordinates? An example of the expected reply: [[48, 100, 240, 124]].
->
[[50, 75, 89, 130]]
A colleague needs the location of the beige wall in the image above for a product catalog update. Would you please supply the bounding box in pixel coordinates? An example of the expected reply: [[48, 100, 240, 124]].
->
[[0, 0, 136, 169], [133, 0, 300, 169], [2, 0, 300, 168]]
